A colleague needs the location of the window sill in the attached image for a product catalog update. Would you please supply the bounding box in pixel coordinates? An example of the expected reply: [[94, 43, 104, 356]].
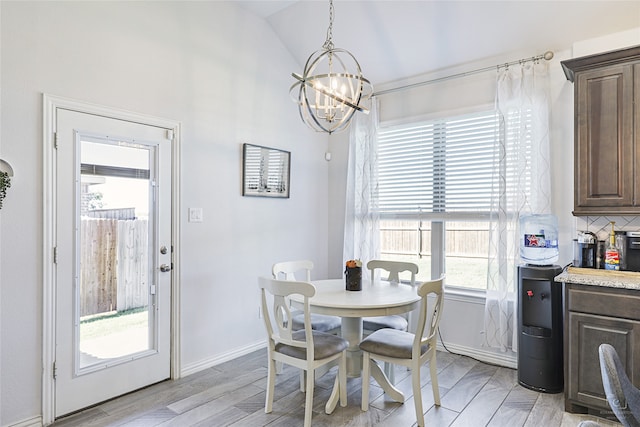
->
[[443, 285, 486, 304]]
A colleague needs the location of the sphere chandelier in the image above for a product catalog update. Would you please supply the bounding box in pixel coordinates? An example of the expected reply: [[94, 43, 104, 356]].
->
[[290, 0, 373, 134]]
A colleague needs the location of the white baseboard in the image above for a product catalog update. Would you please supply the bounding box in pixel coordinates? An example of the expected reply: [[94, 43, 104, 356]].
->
[[180, 341, 266, 378], [6, 416, 42, 427], [437, 340, 517, 369]]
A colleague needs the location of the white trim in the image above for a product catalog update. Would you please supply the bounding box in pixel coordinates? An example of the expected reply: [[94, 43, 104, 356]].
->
[[41, 94, 182, 425], [180, 341, 266, 378], [444, 287, 487, 304], [42, 95, 56, 425], [437, 340, 517, 369], [5, 416, 43, 427], [171, 121, 182, 382]]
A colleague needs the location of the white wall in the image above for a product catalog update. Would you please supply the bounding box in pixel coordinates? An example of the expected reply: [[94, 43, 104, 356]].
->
[[0, 2, 329, 425], [328, 33, 640, 367]]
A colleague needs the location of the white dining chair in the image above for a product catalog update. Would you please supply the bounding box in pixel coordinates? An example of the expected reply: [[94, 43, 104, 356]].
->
[[272, 260, 341, 334], [363, 260, 419, 333], [258, 276, 348, 427], [272, 260, 342, 390], [363, 260, 419, 382], [359, 275, 445, 427]]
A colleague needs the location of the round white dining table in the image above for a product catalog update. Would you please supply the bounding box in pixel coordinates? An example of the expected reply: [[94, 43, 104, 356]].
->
[[289, 278, 420, 409]]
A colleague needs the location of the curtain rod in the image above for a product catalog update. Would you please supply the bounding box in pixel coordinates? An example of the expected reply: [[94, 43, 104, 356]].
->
[[373, 51, 554, 97]]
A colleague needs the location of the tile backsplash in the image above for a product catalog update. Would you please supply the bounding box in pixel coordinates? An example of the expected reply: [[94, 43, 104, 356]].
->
[[575, 216, 640, 240]]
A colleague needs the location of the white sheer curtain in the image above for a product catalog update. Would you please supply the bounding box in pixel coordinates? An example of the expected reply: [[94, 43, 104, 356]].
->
[[484, 61, 552, 352], [343, 99, 380, 265]]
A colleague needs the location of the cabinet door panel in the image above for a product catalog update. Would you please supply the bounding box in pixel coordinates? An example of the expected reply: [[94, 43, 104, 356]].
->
[[635, 63, 640, 207], [575, 64, 634, 211], [567, 311, 640, 410]]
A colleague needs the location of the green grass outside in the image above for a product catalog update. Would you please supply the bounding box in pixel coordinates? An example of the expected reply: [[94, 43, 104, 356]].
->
[[383, 254, 488, 290], [80, 307, 148, 340]]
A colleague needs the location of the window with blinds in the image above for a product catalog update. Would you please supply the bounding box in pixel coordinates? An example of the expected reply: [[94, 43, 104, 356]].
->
[[377, 110, 500, 218], [377, 108, 533, 290]]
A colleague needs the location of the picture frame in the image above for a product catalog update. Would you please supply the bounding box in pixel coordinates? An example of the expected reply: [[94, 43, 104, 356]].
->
[[242, 143, 290, 198]]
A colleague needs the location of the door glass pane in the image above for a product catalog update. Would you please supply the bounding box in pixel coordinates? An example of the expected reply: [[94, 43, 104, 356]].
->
[[78, 137, 155, 371]]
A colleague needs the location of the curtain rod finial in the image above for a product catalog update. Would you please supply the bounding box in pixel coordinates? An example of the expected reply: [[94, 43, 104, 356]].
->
[[543, 51, 554, 61]]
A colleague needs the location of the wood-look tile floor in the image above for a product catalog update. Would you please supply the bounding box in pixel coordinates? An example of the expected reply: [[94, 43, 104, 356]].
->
[[52, 348, 621, 427]]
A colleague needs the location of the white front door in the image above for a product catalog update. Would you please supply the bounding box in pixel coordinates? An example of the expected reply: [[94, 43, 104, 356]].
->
[[54, 108, 172, 417]]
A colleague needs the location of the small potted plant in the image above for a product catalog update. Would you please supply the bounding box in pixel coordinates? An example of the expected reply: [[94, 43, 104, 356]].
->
[[0, 171, 10, 209]]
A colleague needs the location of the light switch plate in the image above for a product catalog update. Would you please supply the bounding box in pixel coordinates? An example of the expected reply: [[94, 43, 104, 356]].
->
[[188, 208, 203, 223]]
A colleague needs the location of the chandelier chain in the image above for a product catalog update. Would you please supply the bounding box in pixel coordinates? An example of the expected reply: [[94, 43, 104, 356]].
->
[[323, 0, 334, 51]]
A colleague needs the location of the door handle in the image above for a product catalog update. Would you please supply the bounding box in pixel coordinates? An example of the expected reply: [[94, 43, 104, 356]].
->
[[160, 264, 172, 272]]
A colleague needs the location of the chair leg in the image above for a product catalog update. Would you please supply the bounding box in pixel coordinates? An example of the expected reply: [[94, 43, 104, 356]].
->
[[361, 351, 370, 411], [429, 352, 440, 406], [412, 362, 424, 427], [304, 368, 314, 427], [265, 357, 276, 413]]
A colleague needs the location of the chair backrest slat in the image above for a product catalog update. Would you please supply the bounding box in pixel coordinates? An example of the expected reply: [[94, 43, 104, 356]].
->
[[272, 260, 313, 281], [367, 260, 418, 285], [413, 276, 445, 355]]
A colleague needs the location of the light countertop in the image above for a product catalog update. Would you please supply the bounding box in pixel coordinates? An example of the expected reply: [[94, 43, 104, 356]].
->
[[555, 267, 640, 291]]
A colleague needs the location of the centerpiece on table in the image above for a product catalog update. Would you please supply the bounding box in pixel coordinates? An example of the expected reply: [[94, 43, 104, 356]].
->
[[345, 259, 362, 291]]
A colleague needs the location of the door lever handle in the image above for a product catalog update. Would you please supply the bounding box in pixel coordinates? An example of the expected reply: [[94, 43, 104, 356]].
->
[[160, 264, 172, 272]]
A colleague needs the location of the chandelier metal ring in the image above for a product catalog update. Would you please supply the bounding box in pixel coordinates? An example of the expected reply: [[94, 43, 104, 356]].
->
[[290, 0, 373, 134]]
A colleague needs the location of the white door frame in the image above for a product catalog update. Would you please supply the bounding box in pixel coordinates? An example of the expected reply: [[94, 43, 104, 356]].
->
[[42, 94, 182, 425]]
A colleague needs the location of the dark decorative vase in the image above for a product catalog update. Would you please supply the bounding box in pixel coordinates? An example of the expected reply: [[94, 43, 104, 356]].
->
[[345, 266, 362, 291]]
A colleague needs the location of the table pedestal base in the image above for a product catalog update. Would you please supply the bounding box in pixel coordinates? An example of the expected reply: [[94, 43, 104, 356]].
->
[[325, 358, 404, 411], [324, 316, 405, 411], [341, 317, 363, 377], [369, 361, 405, 402]]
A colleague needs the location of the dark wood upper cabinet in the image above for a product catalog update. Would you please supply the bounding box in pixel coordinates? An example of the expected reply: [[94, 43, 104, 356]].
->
[[562, 46, 640, 215]]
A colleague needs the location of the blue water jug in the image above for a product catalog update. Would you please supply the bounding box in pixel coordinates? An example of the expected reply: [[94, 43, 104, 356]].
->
[[519, 214, 559, 265]]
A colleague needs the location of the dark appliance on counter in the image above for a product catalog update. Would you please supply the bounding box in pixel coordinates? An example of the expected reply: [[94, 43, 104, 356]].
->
[[517, 264, 563, 393], [626, 232, 640, 272], [573, 231, 597, 268]]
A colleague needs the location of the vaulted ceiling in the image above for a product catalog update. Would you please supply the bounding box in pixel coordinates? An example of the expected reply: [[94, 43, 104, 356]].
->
[[238, 0, 640, 87]]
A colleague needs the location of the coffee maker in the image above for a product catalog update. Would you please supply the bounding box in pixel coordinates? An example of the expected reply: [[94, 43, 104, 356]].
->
[[626, 231, 640, 271], [573, 231, 597, 268]]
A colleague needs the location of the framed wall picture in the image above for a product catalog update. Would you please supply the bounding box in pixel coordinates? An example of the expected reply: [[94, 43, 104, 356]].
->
[[242, 143, 290, 198]]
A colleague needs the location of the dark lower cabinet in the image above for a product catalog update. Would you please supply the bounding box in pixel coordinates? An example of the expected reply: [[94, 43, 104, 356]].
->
[[564, 282, 640, 414]]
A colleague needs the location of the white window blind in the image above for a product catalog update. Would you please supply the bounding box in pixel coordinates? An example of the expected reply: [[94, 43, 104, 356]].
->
[[377, 110, 501, 218]]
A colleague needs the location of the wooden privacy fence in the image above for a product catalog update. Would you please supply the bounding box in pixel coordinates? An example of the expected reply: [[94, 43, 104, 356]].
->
[[80, 218, 148, 317], [380, 220, 490, 258]]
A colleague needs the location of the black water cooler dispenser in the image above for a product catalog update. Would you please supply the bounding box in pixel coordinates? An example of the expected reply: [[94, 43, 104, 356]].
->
[[517, 264, 563, 393]]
